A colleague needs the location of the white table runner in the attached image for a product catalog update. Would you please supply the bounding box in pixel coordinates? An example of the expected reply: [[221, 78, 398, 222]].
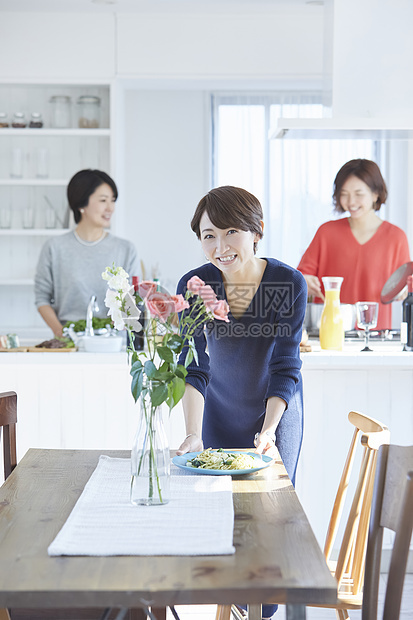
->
[[48, 456, 235, 557]]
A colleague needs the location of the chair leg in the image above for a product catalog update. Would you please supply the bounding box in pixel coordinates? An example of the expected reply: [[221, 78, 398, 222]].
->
[[335, 609, 350, 620], [215, 605, 232, 620]]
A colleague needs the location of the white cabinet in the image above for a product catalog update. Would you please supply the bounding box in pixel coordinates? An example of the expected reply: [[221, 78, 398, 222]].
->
[[0, 82, 112, 330]]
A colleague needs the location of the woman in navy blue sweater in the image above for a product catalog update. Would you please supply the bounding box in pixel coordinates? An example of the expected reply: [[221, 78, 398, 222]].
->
[[176, 186, 307, 485], [176, 187, 307, 619]]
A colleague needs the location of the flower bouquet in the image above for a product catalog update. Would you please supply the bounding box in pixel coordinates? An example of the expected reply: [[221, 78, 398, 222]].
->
[[102, 265, 229, 505]]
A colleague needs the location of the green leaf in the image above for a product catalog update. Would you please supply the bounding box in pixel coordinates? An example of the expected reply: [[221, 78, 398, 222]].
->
[[130, 359, 143, 375], [166, 334, 184, 353], [151, 383, 169, 407], [156, 346, 174, 363], [144, 360, 157, 378], [175, 364, 188, 379], [130, 369, 144, 402], [154, 369, 174, 382], [184, 347, 194, 367], [189, 340, 199, 366], [171, 376, 186, 407]]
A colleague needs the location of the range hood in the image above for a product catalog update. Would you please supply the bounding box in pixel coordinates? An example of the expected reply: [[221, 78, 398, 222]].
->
[[270, 119, 413, 141], [270, 0, 413, 140]]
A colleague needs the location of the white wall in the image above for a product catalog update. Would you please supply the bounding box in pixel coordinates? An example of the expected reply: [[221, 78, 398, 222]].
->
[[0, 13, 115, 80], [332, 0, 413, 119], [117, 9, 323, 79], [120, 89, 207, 291]]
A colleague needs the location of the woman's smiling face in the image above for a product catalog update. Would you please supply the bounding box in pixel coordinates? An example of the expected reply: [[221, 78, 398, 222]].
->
[[339, 175, 378, 220], [199, 212, 260, 275], [81, 183, 116, 228]]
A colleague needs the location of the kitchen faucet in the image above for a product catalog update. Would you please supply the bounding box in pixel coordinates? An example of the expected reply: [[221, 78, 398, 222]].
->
[[85, 295, 99, 337]]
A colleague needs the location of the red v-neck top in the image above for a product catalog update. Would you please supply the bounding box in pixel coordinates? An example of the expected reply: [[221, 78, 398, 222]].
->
[[297, 218, 410, 330]]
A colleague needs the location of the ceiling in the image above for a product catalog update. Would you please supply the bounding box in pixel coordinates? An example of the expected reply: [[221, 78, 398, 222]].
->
[[0, 0, 320, 13]]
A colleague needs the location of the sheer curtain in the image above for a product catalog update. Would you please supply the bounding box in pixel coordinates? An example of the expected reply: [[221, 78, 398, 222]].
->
[[212, 93, 378, 268]]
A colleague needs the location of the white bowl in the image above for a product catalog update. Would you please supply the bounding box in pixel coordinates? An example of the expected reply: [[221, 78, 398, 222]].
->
[[82, 336, 123, 353]]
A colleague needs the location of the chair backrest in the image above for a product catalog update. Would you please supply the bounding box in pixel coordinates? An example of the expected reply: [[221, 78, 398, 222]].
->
[[0, 391, 17, 479], [323, 410, 390, 598], [362, 444, 413, 620]]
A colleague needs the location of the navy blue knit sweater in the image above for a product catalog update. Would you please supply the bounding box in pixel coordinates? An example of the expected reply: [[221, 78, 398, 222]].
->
[[177, 258, 307, 480]]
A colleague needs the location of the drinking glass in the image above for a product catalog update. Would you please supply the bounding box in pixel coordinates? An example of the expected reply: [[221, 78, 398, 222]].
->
[[35, 148, 49, 178], [356, 302, 379, 351], [0, 207, 11, 229], [10, 148, 23, 178], [22, 206, 35, 229]]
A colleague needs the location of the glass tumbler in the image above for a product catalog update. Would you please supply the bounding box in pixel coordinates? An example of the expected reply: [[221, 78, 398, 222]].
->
[[0, 207, 12, 229]]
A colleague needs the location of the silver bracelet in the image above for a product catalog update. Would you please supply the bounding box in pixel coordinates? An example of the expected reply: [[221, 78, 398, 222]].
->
[[185, 433, 197, 440], [254, 431, 276, 447]]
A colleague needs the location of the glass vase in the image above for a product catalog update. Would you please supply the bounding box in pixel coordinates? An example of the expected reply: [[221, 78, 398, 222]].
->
[[131, 389, 170, 506]]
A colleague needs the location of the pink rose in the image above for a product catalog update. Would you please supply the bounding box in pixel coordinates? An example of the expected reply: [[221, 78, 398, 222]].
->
[[199, 285, 218, 311], [146, 292, 175, 323], [187, 275, 205, 294], [212, 299, 230, 322], [137, 280, 158, 299], [171, 294, 190, 313]]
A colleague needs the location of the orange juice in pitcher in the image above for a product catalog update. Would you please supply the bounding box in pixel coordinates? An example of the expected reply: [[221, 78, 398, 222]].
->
[[319, 277, 344, 350]]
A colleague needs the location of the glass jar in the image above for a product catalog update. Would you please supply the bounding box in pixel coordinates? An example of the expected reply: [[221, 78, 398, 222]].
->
[[77, 95, 101, 128], [49, 96, 72, 128], [11, 112, 27, 128], [0, 112, 9, 128], [29, 112, 43, 128]]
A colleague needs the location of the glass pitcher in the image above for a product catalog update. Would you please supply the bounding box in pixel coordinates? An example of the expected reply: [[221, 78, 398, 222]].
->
[[319, 277, 344, 350]]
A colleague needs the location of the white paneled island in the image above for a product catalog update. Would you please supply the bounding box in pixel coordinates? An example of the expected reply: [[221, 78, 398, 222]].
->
[[1, 342, 412, 559]]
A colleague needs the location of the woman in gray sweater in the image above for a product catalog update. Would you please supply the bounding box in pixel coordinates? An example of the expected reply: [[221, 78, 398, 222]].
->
[[35, 169, 138, 337]]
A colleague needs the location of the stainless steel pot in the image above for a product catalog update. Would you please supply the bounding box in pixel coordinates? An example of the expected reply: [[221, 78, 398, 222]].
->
[[304, 302, 357, 334]]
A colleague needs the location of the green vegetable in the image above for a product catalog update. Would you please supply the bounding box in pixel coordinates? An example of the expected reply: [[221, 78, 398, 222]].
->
[[64, 318, 113, 332]]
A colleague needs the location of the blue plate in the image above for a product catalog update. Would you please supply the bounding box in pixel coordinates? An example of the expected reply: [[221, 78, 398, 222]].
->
[[172, 451, 273, 476]]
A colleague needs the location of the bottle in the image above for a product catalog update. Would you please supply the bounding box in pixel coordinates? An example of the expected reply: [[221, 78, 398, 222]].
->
[[131, 276, 145, 351], [77, 95, 101, 128], [401, 275, 413, 351], [29, 112, 43, 128], [49, 95, 72, 128], [319, 277, 344, 351], [0, 112, 9, 128], [11, 112, 27, 128]]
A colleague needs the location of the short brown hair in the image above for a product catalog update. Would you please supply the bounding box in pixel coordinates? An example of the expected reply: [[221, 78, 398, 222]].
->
[[191, 186, 263, 252], [333, 159, 388, 213]]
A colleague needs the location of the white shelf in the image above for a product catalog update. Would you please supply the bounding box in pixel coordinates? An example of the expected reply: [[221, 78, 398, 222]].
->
[[0, 179, 67, 186], [0, 228, 69, 235], [0, 129, 110, 137], [0, 279, 34, 286]]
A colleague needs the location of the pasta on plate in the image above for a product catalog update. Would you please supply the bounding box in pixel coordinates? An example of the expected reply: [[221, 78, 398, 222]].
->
[[186, 448, 257, 471]]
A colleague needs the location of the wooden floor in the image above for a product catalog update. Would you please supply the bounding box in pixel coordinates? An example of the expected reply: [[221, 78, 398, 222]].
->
[[168, 573, 413, 619]]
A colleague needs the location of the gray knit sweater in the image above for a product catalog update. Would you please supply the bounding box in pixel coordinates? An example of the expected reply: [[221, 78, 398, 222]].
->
[[34, 231, 138, 324]]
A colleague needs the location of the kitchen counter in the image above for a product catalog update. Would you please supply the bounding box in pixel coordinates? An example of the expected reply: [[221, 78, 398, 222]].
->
[[301, 339, 413, 367]]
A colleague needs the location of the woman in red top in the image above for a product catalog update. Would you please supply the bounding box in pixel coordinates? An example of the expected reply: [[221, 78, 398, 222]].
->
[[297, 159, 410, 330]]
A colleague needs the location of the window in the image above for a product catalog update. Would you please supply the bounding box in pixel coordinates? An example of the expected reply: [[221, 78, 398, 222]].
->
[[212, 93, 378, 268]]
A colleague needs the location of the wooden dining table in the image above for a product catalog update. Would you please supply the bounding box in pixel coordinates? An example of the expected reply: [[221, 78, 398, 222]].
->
[[0, 448, 337, 620]]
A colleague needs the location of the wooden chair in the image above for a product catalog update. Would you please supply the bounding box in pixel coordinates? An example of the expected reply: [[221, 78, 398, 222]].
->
[[362, 444, 413, 620], [216, 410, 390, 620], [0, 391, 17, 480], [0, 392, 17, 620]]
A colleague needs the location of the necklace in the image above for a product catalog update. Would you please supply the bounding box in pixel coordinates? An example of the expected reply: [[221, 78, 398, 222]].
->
[[73, 229, 107, 247]]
